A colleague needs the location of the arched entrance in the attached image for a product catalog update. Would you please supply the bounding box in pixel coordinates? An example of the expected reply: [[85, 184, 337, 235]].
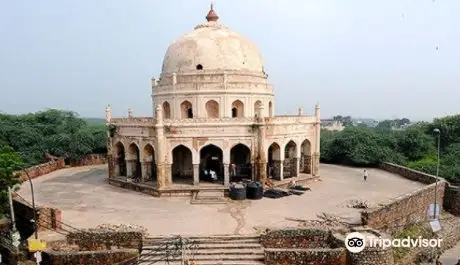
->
[[128, 143, 141, 181], [230, 144, 252, 182], [300, 139, 312, 174], [283, 140, 297, 179], [143, 144, 156, 182], [199, 144, 223, 183], [172, 145, 193, 184], [267, 142, 281, 180], [115, 142, 126, 176]]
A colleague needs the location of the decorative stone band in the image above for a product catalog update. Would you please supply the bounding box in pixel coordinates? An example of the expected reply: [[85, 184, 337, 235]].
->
[[110, 116, 318, 128]]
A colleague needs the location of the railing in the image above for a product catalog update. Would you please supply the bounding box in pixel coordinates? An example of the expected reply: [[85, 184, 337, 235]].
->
[[110, 118, 155, 125], [110, 115, 317, 127], [164, 117, 256, 124], [266, 115, 318, 124]]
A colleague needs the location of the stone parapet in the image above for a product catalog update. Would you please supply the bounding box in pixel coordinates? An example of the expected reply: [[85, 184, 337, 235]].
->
[[361, 182, 446, 233], [380, 162, 460, 216], [380, 163, 441, 185], [17, 159, 65, 181], [264, 248, 347, 265], [444, 184, 460, 216], [41, 249, 138, 265]]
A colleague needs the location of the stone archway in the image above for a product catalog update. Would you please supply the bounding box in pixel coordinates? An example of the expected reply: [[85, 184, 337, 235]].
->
[[267, 142, 281, 180], [115, 142, 127, 177], [172, 145, 193, 184], [128, 143, 141, 181], [206, 100, 219, 118], [142, 144, 156, 182], [180, 101, 193, 119], [230, 144, 252, 182], [283, 140, 298, 179], [162, 101, 171, 119], [231, 100, 244, 118], [199, 144, 223, 183], [300, 139, 312, 174]]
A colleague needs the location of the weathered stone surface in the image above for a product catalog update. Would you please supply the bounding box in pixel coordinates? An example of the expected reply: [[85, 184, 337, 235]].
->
[[265, 248, 347, 265], [361, 182, 446, 234], [41, 249, 138, 265], [261, 228, 335, 249]]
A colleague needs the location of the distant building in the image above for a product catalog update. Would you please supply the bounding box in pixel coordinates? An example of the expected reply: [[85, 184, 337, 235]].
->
[[353, 119, 378, 128], [321, 119, 345, 131]]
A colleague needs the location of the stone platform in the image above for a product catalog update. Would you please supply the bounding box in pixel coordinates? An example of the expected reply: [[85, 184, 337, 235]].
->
[[108, 175, 319, 197]]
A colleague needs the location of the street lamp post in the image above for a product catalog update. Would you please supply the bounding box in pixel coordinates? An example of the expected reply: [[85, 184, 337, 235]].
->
[[433, 128, 441, 220], [19, 167, 38, 239]]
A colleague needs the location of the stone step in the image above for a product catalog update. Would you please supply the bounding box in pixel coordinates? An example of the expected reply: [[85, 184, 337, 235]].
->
[[138, 260, 265, 265], [145, 235, 260, 241], [138, 254, 264, 262], [144, 238, 260, 245], [141, 248, 263, 255], [142, 243, 262, 250]]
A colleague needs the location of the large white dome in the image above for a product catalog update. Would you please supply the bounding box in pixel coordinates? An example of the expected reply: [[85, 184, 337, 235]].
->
[[161, 6, 265, 74]]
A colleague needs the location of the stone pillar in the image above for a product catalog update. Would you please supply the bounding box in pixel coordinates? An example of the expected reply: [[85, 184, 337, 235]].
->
[[224, 164, 230, 185], [314, 104, 321, 176], [312, 152, 320, 176], [294, 157, 300, 177], [251, 163, 256, 181], [155, 104, 167, 188], [193, 164, 200, 185], [141, 162, 151, 181], [279, 160, 284, 181], [126, 159, 134, 178], [156, 164, 166, 188], [166, 164, 172, 185], [113, 156, 120, 177], [256, 103, 268, 183]]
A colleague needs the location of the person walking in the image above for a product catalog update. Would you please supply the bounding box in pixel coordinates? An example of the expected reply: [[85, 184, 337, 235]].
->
[[363, 169, 368, 181]]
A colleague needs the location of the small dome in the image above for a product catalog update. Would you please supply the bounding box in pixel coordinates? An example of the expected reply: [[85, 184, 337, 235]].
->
[[161, 6, 264, 74]]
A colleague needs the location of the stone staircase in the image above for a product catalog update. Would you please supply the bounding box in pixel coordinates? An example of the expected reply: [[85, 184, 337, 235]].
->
[[139, 234, 264, 265], [190, 190, 227, 205]]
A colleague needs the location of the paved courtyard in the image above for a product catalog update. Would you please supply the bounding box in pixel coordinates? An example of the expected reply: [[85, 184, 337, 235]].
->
[[18, 164, 425, 236]]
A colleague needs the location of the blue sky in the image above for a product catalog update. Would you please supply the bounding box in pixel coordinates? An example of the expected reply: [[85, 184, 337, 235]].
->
[[0, 0, 458, 121]]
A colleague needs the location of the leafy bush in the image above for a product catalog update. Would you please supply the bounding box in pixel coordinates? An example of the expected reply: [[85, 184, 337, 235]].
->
[[0, 109, 107, 167], [321, 114, 460, 183]]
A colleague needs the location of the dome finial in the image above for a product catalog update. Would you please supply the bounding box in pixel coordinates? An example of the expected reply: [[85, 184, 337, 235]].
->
[[206, 3, 219, 22]]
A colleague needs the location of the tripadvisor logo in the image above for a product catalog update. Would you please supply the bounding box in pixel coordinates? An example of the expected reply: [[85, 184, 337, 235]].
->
[[345, 232, 443, 253], [345, 232, 366, 253]]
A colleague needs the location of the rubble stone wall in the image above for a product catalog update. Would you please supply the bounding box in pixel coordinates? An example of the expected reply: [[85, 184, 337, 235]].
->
[[380, 162, 460, 216], [12, 198, 62, 236], [41, 249, 138, 265], [17, 159, 65, 181], [69, 154, 107, 167], [444, 184, 460, 216], [264, 248, 347, 265], [66, 230, 143, 251], [361, 182, 446, 233], [349, 246, 394, 265], [261, 228, 334, 248]]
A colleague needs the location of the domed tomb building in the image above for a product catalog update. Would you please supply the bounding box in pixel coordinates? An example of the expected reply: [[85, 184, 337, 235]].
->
[[106, 6, 320, 191]]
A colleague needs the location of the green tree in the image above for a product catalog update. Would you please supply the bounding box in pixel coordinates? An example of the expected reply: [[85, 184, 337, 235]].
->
[[0, 109, 107, 166], [0, 146, 23, 216]]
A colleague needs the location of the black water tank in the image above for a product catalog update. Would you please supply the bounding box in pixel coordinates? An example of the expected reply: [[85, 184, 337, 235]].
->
[[246, 181, 264, 200], [230, 183, 247, 200]]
